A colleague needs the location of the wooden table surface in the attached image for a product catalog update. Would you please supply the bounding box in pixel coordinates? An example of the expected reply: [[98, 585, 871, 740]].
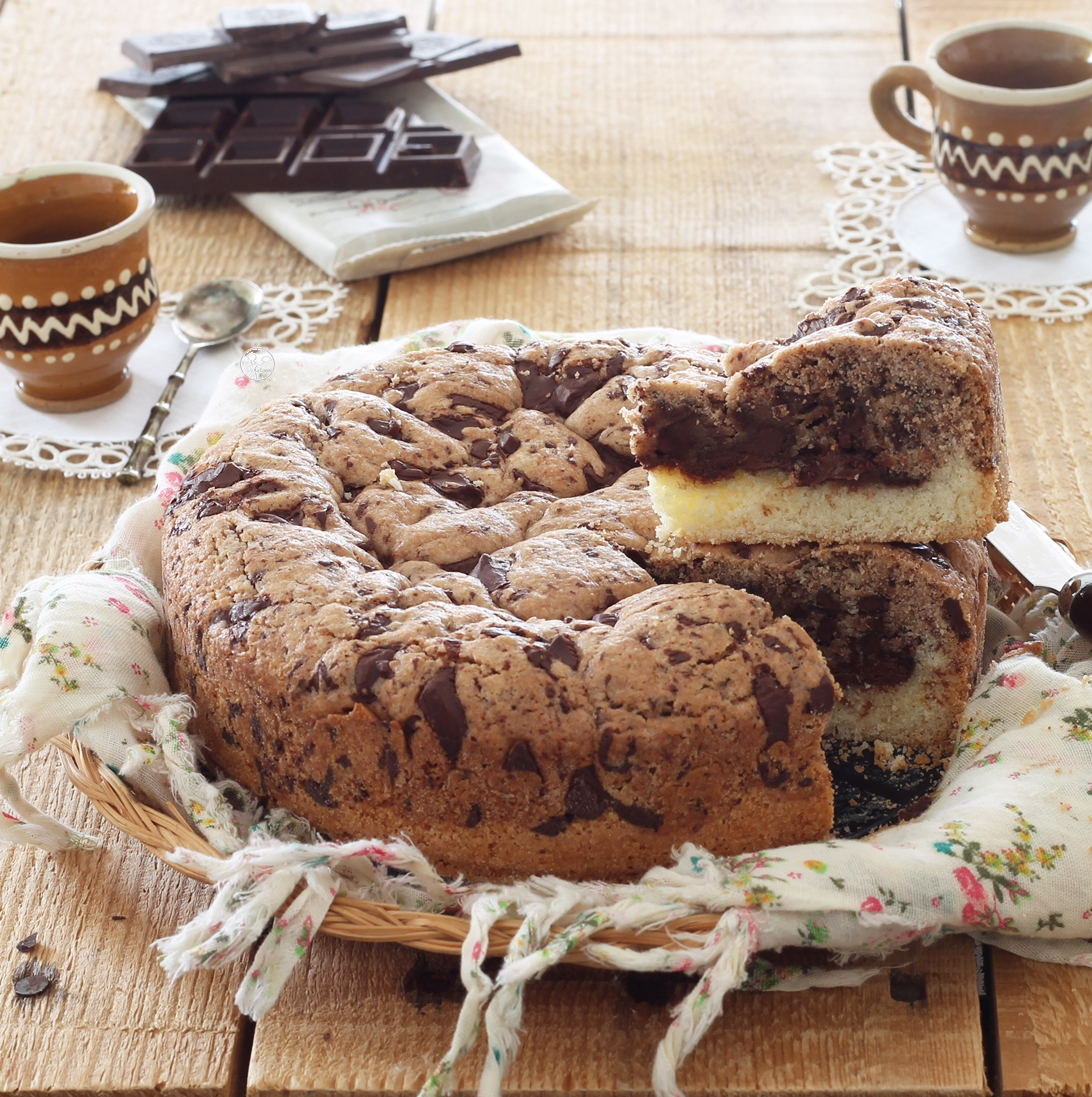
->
[[2, 1, 1092, 1094]]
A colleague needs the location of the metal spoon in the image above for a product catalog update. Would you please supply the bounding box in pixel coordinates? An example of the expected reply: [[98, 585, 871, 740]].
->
[[117, 277, 264, 485]]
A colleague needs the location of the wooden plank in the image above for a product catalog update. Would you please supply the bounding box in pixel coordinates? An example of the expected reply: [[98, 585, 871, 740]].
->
[[426, 0, 895, 38], [992, 319, 1092, 565], [0, 748, 248, 1097], [382, 21, 900, 338], [249, 936, 985, 1095], [894, 0, 1092, 565], [906, 1, 1092, 61], [0, 0, 378, 1095], [0, 373, 248, 1097], [835, 0, 1092, 1085], [990, 949, 1092, 1097]]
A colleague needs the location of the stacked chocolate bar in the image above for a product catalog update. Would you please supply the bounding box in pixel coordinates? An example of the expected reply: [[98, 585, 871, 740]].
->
[[99, 5, 519, 99], [100, 5, 520, 193]]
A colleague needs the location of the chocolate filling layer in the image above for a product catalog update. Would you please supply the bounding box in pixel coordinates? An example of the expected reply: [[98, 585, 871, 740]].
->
[[638, 387, 930, 487]]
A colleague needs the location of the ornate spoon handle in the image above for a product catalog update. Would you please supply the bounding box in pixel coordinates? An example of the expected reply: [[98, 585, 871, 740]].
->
[[116, 343, 201, 485]]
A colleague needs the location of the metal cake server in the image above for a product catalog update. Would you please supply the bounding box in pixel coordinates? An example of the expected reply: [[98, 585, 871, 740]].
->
[[985, 501, 1092, 641]]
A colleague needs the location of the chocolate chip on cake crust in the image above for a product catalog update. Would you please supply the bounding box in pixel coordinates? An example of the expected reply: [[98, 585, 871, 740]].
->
[[503, 740, 541, 777]]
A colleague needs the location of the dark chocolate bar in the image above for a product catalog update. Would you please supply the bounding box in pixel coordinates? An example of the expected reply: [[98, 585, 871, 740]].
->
[[98, 34, 520, 98], [309, 36, 521, 88], [122, 9, 407, 71], [214, 30, 412, 82], [123, 95, 481, 193]]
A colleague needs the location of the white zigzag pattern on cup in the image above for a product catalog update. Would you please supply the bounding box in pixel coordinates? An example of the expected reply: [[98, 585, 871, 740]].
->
[[0, 274, 158, 347], [933, 135, 1092, 185]]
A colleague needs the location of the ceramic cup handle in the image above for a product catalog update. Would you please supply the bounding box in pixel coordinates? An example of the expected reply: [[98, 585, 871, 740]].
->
[[870, 63, 937, 158]]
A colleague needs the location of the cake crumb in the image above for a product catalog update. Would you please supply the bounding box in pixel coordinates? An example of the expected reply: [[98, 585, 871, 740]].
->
[[872, 739, 911, 773], [378, 466, 404, 491]]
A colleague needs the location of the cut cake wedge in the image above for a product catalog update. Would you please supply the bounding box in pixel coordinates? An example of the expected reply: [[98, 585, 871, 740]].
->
[[628, 276, 1010, 546], [647, 537, 988, 761]]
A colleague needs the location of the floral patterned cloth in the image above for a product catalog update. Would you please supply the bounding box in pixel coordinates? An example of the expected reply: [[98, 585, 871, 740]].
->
[[2, 319, 1092, 1097]]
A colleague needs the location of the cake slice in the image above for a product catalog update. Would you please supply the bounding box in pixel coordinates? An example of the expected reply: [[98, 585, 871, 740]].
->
[[628, 276, 1010, 546], [647, 537, 988, 762]]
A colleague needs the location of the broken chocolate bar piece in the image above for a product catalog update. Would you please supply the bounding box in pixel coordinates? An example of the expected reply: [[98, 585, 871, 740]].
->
[[214, 31, 412, 82], [98, 63, 215, 97], [122, 27, 239, 70], [219, 5, 324, 44], [99, 31, 519, 99], [307, 35, 522, 88], [124, 94, 481, 192]]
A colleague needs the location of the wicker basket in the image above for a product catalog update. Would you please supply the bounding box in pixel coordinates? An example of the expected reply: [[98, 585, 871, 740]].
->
[[54, 735, 719, 961]]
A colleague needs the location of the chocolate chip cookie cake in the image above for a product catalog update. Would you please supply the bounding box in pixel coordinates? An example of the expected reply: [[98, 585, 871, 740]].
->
[[628, 275, 1009, 546], [162, 279, 996, 880], [162, 340, 840, 881]]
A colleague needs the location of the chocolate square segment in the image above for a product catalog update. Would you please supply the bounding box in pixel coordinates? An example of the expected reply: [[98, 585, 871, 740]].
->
[[384, 129, 481, 188], [307, 133, 385, 161], [129, 136, 215, 189], [222, 135, 297, 161], [151, 99, 239, 137], [207, 134, 301, 185], [236, 95, 324, 130], [291, 132, 386, 187], [320, 100, 404, 130]]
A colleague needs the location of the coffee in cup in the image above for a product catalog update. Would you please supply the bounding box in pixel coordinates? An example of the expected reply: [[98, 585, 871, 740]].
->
[[872, 20, 1092, 252], [0, 162, 159, 411]]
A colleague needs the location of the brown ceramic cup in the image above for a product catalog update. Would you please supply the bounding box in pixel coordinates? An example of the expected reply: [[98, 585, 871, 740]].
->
[[872, 20, 1092, 252], [0, 162, 159, 411]]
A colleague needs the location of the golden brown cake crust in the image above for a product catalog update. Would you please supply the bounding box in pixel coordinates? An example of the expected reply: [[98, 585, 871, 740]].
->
[[162, 340, 838, 882]]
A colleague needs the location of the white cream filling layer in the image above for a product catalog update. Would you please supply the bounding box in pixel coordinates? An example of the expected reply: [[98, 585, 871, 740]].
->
[[647, 462, 997, 545]]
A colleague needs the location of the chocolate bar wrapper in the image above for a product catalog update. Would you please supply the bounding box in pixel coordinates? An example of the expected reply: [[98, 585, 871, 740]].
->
[[119, 81, 593, 281]]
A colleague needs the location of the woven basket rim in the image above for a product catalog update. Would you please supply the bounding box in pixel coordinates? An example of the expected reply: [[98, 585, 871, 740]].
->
[[54, 735, 719, 961]]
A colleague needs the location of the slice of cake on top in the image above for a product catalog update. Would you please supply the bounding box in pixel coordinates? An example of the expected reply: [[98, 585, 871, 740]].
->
[[627, 276, 1010, 546]]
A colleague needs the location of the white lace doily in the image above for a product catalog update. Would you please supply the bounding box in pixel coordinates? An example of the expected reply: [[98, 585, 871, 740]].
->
[[796, 143, 1092, 322], [0, 282, 347, 479]]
